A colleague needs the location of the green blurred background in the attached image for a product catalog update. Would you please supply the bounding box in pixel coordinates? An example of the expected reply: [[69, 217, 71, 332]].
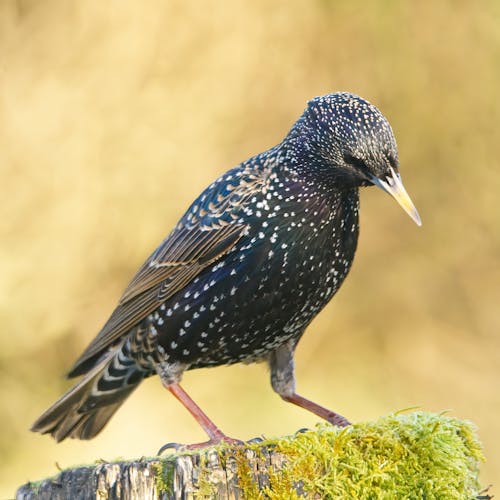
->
[[1, 0, 499, 495]]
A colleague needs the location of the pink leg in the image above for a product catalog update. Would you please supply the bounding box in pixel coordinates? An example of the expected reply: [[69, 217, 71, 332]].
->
[[281, 392, 351, 427], [161, 383, 242, 451], [270, 341, 351, 428]]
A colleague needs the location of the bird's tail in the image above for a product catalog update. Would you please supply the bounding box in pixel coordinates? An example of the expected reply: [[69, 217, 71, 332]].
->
[[31, 343, 148, 441]]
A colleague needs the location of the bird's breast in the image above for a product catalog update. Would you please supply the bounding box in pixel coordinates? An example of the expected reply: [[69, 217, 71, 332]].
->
[[246, 188, 360, 337], [151, 186, 359, 368]]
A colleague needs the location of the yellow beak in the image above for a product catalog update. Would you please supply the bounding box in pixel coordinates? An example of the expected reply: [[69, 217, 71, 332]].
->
[[370, 167, 422, 226]]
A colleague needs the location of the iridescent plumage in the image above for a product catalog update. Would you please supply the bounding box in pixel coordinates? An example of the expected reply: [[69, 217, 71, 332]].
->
[[32, 92, 420, 443]]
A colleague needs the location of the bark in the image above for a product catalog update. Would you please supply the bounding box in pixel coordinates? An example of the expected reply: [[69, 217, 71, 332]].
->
[[16, 446, 288, 500]]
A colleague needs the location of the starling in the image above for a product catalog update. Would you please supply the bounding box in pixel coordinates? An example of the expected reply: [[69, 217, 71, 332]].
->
[[32, 92, 421, 446]]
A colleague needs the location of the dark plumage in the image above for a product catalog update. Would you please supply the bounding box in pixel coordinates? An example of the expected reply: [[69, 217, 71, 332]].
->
[[32, 92, 420, 445]]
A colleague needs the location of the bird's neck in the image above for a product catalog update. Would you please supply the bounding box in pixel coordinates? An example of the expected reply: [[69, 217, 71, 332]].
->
[[274, 133, 362, 194]]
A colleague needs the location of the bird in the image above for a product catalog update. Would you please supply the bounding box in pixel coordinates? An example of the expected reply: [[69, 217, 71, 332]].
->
[[31, 92, 421, 447]]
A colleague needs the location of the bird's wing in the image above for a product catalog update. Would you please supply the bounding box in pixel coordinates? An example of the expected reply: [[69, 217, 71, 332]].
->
[[68, 221, 246, 377], [68, 164, 271, 378]]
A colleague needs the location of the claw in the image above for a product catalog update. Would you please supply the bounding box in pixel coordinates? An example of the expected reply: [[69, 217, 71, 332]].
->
[[247, 436, 265, 444], [294, 428, 310, 436], [157, 436, 244, 455], [157, 442, 184, 455], [327, 414, 351, 428]]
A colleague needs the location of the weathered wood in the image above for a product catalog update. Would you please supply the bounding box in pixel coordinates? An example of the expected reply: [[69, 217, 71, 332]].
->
[[16, 458, 160, 500], [15, 447, 289, 500]]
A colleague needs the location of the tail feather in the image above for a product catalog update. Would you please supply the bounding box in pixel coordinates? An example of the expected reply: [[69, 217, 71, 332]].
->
[[31, 345, 147, 441]]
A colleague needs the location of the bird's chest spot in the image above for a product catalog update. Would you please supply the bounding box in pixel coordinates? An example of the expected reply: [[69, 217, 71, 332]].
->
[[277, 201, 359, 333], [259, 205, 357, 292]]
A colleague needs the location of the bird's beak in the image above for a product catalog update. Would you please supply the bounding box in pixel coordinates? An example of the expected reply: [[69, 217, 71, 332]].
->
[[370, 167, 422, 226]]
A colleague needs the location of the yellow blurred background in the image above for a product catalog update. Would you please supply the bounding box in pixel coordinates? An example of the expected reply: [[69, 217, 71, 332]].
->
[[1, 0, 499, 495]]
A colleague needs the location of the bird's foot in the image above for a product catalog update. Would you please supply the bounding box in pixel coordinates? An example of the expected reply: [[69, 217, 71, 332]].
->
[[157, 433, 243, 455], [186, 435, 244, 451], [294, 427, 311, 436], [325, 412, 351, 428], [247, 435, 265, 444], [281, 392, 351, 428], [157, 442, 184, 454]]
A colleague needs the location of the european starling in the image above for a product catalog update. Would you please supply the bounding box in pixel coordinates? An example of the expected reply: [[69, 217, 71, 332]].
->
[[32, 92, 420, 446]]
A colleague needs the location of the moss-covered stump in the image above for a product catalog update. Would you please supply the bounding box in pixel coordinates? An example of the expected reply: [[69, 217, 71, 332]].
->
[[17, 412, 489, 499]]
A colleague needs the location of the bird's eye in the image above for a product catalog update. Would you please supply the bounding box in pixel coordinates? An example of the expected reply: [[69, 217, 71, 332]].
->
[[387, 154, 398, 170], [343, 153, 368, 172]]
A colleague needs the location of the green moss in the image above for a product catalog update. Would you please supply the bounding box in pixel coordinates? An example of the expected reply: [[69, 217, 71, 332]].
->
[[232, 447, 262, 499], [195, 451, 221, 497], [156, 411, 484, 498], [152, 411, 485, 498], [153, 459, 175, 496], [257, 411, 485, 499]]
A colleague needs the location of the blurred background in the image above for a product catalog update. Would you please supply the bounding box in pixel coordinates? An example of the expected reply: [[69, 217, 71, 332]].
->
[[1, 0, 499, 495]]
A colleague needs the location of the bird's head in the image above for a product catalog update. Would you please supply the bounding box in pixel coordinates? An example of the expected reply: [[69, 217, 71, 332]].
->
[[295, 92, 421, 226]]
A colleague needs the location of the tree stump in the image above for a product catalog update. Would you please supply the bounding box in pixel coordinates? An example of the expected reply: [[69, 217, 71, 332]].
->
[[16, 447, 288, 500], [16, 412, 489, 499]]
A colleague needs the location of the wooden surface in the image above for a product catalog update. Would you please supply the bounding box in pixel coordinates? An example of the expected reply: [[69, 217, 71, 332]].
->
[[16, 446, 288, 500]]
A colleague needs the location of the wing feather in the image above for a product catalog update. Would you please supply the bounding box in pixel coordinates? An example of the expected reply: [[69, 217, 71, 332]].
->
[[68, 223, 245, 377], [67, 162, 271, 378], [120, 223, 244, 302]]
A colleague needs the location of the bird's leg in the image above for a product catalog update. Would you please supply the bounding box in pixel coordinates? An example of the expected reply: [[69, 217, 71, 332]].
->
[[158, 381, 242, 452], [167, 383, 228, 442], [280, 392, 351, 427], [269, 341, 351, 428]]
